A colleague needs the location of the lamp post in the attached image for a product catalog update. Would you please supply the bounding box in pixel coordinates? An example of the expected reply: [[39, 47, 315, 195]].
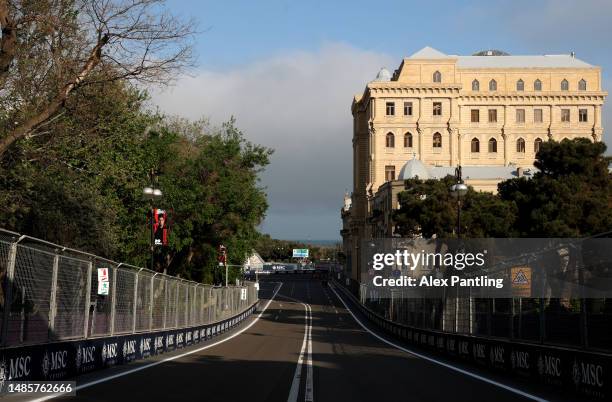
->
[[143, 185, 163, 271], [449, 166, 468, 238]]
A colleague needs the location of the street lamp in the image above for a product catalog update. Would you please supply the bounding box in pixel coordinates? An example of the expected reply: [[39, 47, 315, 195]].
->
[[449, 166, 468, 238], [143, 185, 163, 270]]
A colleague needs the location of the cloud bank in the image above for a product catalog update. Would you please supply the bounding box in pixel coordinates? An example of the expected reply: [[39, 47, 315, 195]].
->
[[151, 43, 393, 240]]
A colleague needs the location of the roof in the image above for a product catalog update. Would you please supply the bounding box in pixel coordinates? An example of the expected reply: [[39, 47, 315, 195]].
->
[[408, 46, 594, 68], [399, 157, 430, 180], [429, 165, 535, 180]]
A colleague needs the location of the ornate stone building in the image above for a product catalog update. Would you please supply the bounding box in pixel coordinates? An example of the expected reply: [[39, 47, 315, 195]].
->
[[341, 47, 607, 281]]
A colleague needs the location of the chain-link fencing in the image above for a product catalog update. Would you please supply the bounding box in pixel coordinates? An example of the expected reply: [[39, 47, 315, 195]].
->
[[0, 229, 258, 347]]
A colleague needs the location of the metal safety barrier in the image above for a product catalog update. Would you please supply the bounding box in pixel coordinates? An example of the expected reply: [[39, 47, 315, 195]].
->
[[0, 229, 258, 347]]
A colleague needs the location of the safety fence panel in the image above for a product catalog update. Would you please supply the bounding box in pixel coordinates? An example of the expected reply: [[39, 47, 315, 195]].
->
[[0, 229, 259, 348]]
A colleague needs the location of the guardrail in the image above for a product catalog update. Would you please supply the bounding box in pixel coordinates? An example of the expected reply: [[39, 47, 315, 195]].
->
[[0, 229, 258, 348], [333, 278, 611, 401]]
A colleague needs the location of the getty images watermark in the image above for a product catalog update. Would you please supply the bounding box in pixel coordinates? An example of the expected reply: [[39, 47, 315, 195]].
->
[[360, 238, 612, 299]]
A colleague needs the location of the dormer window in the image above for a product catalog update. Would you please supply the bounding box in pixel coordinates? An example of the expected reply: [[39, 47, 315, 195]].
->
[[472, 79, 479, 91], [433, 71, 441, 83], [516, 79, 524, 91]]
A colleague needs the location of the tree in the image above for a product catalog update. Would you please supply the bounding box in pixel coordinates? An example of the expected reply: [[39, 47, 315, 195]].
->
[[498, 138, 612, 237], [0, 0, 195, 157]]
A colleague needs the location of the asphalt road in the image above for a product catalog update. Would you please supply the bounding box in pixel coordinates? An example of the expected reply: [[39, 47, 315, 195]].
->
[[26, 277, 576, 402]]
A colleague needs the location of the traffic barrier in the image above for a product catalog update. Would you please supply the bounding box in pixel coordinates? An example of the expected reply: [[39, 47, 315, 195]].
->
[[333, 281, 611, 401], [0, 303, 258, 383]]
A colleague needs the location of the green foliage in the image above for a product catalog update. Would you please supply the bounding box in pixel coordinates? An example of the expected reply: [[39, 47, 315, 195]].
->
[[0, 79, 272, 284], [394, 138, 612, 238]]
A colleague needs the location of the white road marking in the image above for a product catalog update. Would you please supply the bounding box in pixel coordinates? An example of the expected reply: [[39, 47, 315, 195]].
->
[[30, 282, 284, 402], [283, 293, 314, 402], [328, 283, 549, 402]]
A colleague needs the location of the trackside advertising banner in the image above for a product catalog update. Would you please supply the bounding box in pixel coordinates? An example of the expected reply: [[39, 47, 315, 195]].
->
[[0, 304, 257, 388], [334, 284, 611, 400], [361, 238, 612, 299]]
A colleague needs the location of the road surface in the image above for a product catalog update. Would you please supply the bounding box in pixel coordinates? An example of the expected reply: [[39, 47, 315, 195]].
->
[[27, 277, 573, 402]]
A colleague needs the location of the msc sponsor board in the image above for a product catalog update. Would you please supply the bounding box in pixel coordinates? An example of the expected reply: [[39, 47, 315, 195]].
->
[[0, 304, 257, 388], [335, 283, 611, 401]]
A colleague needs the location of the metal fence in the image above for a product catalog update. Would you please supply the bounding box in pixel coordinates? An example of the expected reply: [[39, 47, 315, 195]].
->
[[0, 229, 258, 347]]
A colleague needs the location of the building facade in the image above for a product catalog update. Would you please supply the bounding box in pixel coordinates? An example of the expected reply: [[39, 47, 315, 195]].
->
[[342, 47, 607, 281]]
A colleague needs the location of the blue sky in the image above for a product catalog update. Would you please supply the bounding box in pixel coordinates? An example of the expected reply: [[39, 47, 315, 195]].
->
[[154, 0, 612, 240]]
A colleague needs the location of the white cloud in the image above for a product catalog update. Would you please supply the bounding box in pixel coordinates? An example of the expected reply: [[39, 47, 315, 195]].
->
[[151, 43, 393, 239]]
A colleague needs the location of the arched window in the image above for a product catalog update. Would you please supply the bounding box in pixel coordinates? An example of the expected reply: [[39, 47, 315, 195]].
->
[[534, 79, 542, 91], [488, 138, 497, 153], [404, 132, 413, 148], [534, 137, 543, 154], [516, 138, 525, 153], [579, 79, 587, 91], [472, 79, 480, 91], [471, 138, 480, 153], [433, 71, 441, 83], [561, 79, 569, 91], [516, 79, 524, 91], [433, 132, 442, 148], [489, 79, 497, 91], [386, 132, 395, 148]]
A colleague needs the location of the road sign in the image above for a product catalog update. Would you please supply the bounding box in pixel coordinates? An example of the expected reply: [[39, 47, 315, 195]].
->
[[511, 266, 532, 297], [293, 248, 309, 258], [97, 268, 110, 295]]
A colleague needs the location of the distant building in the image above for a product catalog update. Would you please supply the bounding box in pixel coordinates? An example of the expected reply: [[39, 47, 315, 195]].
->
[[243, 251, 265, 272], [342, 47, 607, 281]]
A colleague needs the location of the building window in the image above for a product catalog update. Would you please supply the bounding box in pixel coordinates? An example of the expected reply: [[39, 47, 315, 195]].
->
[[516, 79, 524, 91], [385, 165, 395, 181], [404, 132, 413, 148], [516, 109, 525, 123], [386, 132, 395, 148], [488, 109, 497, 123], [471, 138, 480, 153], [561, 79, 569, 91], [403, 102, 413, 116], [472, 79, 479, 91], [433, 102, 442, 116], [488, 138, 497, 153], [489, 79, 497, 91], [471, 109, 480, 123], [534, 138, 543, 154], [534, 108, 543, 123], [534, 79, 542, 91], [433, 70, 441, 83], [561, 109, 570, 122], [579, 79, 587, 91], [433, 132, 442, 148], [386, 102, 395, 116], [579, 108, 588, 122], [516, 138, 525, 153]]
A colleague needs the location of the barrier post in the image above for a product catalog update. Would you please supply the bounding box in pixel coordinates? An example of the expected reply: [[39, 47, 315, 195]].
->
[[48, 253, 60, 339], [1, 238, 21, 346], [150, 273, 157, 331], [83, 260, 93, 339], [132, 268, 142, 333], [110, 264, 120, 335]]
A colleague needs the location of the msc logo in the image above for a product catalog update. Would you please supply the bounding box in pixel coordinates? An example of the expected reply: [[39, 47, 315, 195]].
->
[[458, 341, 469, 355], [123, 340, 136, 356], [140, 337, 152, 355], [155, 336, 164, 351], [0, 355, 31, 385], [489, 345, 505, 365], [167, 334, 175, 347], [42, 350, 68, 378], [573, 360, 604, 388], [446, 338, 456, 352], [511, 350, 529, 370], [473, 343, 486, 360], [75, 345, 95, 370], [101, 343, 118, 363], [538, 354, 561, 378], [177, 332, 184, 345]]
